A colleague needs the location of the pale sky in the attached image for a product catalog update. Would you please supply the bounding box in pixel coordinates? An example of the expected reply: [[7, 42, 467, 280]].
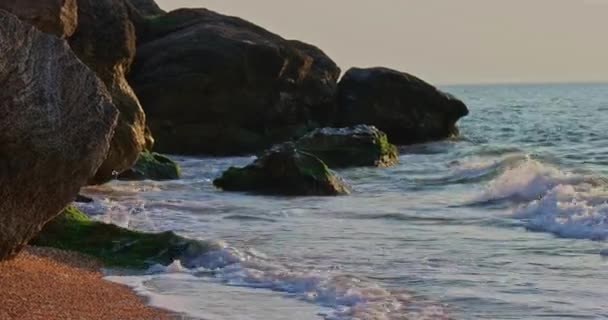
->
[[156, 0, 608, 85]]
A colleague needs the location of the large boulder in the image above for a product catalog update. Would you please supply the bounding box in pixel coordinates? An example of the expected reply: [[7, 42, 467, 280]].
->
[[128, 0, 164, 17], [214, 143, 350, 196], [296, 125, 399, 168], [0, 0, 78, 38], [130, 8, 341, 155], [336, 67, 469, 145], [0, 11, 118, 260], [69, 0, 149, 184]]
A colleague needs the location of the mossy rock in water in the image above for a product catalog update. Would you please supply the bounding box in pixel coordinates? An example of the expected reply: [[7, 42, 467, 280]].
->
[[118, 152, 181, 181], [31, 206, 212, 269], [213, 143, 350, 196], [295, 125, 399, 168]]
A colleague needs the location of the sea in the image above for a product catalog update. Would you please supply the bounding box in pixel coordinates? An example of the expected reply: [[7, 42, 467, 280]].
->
[[82, 83, 608, 319]]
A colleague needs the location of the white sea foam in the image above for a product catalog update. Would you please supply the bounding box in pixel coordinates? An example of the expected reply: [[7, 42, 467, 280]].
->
[[478, 158, 608, 241], [74, 198, 143, 228], [134, 244, 450, 320], [476, 158, 596, 203], [514, 184, 608, 240]]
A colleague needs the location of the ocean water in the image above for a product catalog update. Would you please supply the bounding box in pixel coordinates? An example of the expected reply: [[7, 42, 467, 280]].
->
[[84, 83, 608, 319]]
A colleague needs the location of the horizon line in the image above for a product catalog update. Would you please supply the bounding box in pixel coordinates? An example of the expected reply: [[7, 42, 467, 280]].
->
[[438, 80, 608, 87]]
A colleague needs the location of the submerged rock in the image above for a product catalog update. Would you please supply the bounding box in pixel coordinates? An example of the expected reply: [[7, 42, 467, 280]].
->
[[75, 195, 94, 203], [130, 8, 340, 155], [118, 152, 181, 181], [0, 0, 78, 38], [0, 11, 117, 260], [32, 206, 214, 269], [69, 0, 149, 184], [336, 67, 469, 145], [214, 143, 350, 196], [296, 125, 399, 168]]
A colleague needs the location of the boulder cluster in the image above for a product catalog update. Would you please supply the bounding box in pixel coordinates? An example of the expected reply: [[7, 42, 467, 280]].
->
[[0, 0, 469, 262]]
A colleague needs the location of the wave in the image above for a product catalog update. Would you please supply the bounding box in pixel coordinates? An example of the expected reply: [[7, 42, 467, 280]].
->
[[74, 198, 145, 228], [513, 184, 608, 241], [352, 213, 462, 224], [78, 197, 450, 319], [473, 157, 601, 204], [474, 157, 608, 241], [223, 214, 278, 223], [418, 153, 530, 186], [141, 244, 451, 320]]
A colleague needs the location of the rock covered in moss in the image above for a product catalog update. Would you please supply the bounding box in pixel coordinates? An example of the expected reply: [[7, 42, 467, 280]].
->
[[31, 206, 214, 269], [295, 125, 398, 168], [118, 152, 181, 181], [214, 143, 350, 196], [0, 12, 118, 260], [336, 67, 469, 145]]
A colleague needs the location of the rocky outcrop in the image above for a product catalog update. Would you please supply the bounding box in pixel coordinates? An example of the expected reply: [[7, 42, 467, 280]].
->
[[118, 152, 181, 181], [0, 11, 117, 260], [69, 0, 149, 183], [0, 0, 78, 38], [214, 143, 350, 196], [130, 8, 341, 155], [336, 67, 469, 145], [296, 125, 399, 168], [32, 206, 214, 268], [128, 0, 164, 16]]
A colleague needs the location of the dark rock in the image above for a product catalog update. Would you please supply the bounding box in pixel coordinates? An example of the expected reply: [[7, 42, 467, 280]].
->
[[69, 0, 150, 184], [336, 67, 469, 145], [0, 11, 117, 260], [296, 125, 399, 168], [214, 143, 350, 196], [75, 195, 94, 203], [118, 152, 181, 181], [130, 8, 341, 155], [128, 0, 165, 16], [31, 206, 215, 269], [0, 0, 78, 38]]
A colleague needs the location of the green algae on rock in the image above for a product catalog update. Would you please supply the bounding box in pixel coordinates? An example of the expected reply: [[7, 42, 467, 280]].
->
[[31, 206, 212, 269], [118, 152, 181, 181], [213, 143, 350, 196], [295, 125, 399, 168]]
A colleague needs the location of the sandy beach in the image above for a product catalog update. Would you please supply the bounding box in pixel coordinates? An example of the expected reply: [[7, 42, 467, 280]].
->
[[0, 247, 173, 320]]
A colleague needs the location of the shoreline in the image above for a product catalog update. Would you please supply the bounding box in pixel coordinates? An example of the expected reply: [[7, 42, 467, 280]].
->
[[0, 246, 176, 320]]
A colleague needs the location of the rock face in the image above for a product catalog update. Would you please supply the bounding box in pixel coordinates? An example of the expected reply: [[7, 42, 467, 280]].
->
[[0, 11, 118, 260], [128, 0, 165, 16], [130, 8, 341, 155], [0, 0, 78, 38], [296, 125, 399, 168], [214, 143, 350, 196], [118, 152, 181, 181], [336, 67, 469, 145], [69, 0, 149, 183]]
